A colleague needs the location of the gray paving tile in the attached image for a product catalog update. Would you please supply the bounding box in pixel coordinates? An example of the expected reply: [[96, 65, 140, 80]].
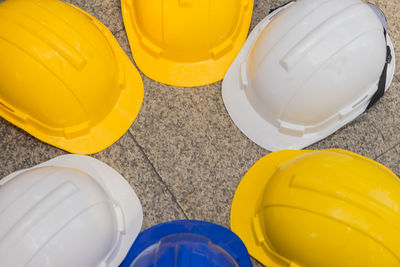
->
[[309, 79, 400, 159], [131, 80, 267, 226], [308, 116, 387, 159], [0, 117, 186, 231], [2, 1, 397, 266], [93, 131, 188, 230], [251, 258, 263, 267], [0, 118, 64, 178], [57, 0, 187, 229], [129, 1, 275, 226], [129, 0, 400, 227], [376, 143, 400, 177], [367, 79, 400, 156]]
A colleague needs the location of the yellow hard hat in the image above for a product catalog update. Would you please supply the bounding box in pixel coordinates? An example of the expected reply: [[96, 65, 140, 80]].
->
[[231, 149, 400, 267], [121, 0, 253, 87], [0, 0, 144, 154]]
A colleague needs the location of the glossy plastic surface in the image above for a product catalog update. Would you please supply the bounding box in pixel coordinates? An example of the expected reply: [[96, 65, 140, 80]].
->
[[222, 0, 396, 151], [0, 155, 143, 267], [0, 0, 144, 154], [121, 220, 252, 267], [121, 0, 253, 86], [231, 149, 400, 267]]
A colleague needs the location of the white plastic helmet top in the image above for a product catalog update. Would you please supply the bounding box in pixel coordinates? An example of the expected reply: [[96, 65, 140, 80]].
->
[[0, 155, 143, 267], [222, 0, 396, 151]]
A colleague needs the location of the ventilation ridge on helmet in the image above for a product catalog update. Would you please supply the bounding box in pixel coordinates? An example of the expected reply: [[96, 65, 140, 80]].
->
[[262, 205, 400, 262], [24, 201, 116, 266], [211, 39, 234, 60], [31, 0, 107, 59], [0, 101, 14, 113], [290, 175, 399, 224], [251, 0, 331, 73], [281, 2, 369, 71], [210, 0, 251, 59], [0, 36, 90, 130], [0, 181, 79, 246], [0, 167, 62, 216], [251, 214, 292, 265], [0, 5, 86, 70], [279, 28, 385, 125]]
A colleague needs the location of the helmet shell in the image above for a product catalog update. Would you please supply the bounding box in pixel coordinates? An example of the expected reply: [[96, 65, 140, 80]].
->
[[121, 220, 252, 267], [222, 0, 395, 151], [121, 0, 253, 86], [0, 0, 144, 154], [231, 149, 400, 266], [0, 155, 143, 267]]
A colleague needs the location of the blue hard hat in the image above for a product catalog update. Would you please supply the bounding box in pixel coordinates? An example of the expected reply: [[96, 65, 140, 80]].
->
[[121, 220, 252, 267]]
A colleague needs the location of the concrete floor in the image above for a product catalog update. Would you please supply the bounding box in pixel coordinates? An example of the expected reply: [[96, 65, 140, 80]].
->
[[0, 0, 399, 266]]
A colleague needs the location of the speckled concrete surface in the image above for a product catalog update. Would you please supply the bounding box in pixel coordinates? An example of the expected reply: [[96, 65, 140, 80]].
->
[[0, 0, 399, 266], [130, 0, 400, 224], [377, 142, 400, 174], [310, 78, 400, 158], [0, 118, 187, 231]]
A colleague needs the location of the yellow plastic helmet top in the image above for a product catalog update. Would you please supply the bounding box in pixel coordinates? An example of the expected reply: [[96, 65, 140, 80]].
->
[[121, 0, 253, 87], [231, 149, 400, 267], [0, 0, 144, 154]]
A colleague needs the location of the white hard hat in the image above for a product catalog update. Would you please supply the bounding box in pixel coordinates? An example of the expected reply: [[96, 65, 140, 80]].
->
[[222, 0, 395, 151], [0, 155, 143, 267]]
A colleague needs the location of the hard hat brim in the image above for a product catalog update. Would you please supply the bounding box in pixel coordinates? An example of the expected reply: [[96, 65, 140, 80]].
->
[[230, 149, 310, 266], [121, 220, 252, 267], [121, 0, 253, 87], [230, 148, 399, 266], [0, 4, 144, 155], [1, 154, 143, 267], [222, 4, 396, 152]]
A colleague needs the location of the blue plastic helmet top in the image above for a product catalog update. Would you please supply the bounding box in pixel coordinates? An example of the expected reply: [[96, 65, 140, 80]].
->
[[121, 220, 252, 267]]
